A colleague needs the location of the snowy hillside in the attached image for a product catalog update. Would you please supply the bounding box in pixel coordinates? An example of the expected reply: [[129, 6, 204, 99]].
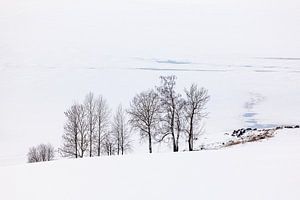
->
[[1, 128, 299, 200]]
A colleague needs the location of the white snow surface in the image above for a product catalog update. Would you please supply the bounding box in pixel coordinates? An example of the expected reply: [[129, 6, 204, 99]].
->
[[0, 0, 300, 165], [0, 128, 300, 200]]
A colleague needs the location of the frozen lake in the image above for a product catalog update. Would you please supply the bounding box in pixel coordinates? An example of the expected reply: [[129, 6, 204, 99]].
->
[[1, 56, 299, 165]]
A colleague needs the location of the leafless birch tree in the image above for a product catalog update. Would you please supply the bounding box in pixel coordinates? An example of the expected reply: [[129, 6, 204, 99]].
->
[[77, 104, 89, 157], [27, 146, 39, 163], [156, 75, 183, 152], [112, 105, 131, 155], [60, 103, 88, 158], [84, 92, 97, 157], [94, 95, 110, 156], [184, 84, 209, 151], [127, 89, 160, 153], [103, 132, 116, 156], [60, 104, 80, 158]]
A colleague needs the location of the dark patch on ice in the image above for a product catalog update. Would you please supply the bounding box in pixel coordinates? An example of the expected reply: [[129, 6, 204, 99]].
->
[[87, 67, 96, 70], [241, 65, 254, 68], [256, 57, 300, 61], [133, 67, 228, 72], [262, 66, 279, 69], [132, 57, 196, 65], [244, 93, 265, 110], [246, 121, 277, 129], [242, 93, 276, 128], [243, 112, 257, 118], [243, 112, 276, 129], [261, 57, 300, 61], [241, 65, 282, 70], [254, 70, 278, 73], [155, 59, 192, 64]]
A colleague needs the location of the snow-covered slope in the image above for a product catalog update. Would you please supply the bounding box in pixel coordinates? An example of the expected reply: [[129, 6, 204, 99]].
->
[[1, 128, 299, 200]]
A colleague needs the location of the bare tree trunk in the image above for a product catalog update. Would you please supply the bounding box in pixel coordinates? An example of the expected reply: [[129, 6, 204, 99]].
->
[[97, 123, 101, 156], [172, 136, 177, 152], [73, 122, 78, 158], [175, 130, 180, 152], [171, 101, 178, 152], [75, 131, 78, 158], [188, 115, 194, 151], [117, 135, 120, 155], [121, 129, 124, 155], [89, 129, 92, 157], [148, 127, 152, 153]]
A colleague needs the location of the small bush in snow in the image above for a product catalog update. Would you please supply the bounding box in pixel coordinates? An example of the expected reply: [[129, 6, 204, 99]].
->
[[27, 143, 55, 163]]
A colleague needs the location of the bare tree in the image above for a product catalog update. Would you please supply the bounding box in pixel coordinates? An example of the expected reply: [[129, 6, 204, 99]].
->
[[45, 144, 55, 161], [84, 92, 97, 157], [127, 89, 160, 153], [94, 95, 110, 156], [184, 84, 209, 151], [112, 105, 131, 155], [38, 144, 48, 161], [27, 146, 39, 163], [60, 103, 88, 158], [102, 132, 116, 156], [156, 75, 183, 152], [27, 143, 55, 163], [77, 104, 89, 157], [60, 104, 80, 158], [38, 144, 55, 161]]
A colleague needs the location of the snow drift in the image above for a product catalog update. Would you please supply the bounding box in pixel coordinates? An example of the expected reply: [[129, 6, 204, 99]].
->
[[1, 128, 300, 200]]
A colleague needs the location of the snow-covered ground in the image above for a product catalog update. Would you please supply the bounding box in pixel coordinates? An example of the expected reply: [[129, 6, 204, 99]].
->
[[0, 0, 299, 165], [0, 128, 299, 200]]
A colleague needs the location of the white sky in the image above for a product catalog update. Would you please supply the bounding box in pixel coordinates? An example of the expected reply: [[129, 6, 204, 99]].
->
[[0, 0, 299, 68]]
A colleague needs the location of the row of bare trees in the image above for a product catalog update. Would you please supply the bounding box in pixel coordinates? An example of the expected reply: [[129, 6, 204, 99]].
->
[[59, 93, 131, 158], [128, 75, 209, 153], [59, 75, 209, 158]]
